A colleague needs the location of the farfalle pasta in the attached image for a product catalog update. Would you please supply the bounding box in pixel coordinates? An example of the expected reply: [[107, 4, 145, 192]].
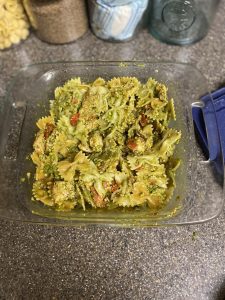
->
[[31, 77, 181, 211], [0, 0, 29, 50]]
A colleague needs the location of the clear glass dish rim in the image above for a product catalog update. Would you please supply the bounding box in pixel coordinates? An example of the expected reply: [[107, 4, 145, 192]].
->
[[1, 60, 224, 227]]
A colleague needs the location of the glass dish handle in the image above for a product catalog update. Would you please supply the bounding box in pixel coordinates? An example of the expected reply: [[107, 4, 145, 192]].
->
[[0, 101, 26, 160]]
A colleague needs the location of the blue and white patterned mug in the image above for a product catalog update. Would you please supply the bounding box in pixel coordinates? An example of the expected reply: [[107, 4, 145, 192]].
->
[[88, 0, 149, 42]]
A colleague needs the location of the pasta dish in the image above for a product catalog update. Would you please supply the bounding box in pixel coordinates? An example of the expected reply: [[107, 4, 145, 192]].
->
[[31, 77, 181, 211]]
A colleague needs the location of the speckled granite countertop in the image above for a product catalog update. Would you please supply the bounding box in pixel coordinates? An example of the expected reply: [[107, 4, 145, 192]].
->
[[1, 2, 225, 299]]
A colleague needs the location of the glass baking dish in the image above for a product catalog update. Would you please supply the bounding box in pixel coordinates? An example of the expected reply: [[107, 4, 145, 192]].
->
[[0, 61, 224, 227]]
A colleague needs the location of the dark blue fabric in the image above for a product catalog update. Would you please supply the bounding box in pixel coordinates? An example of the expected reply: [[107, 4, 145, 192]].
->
[[192, 88, 225, 176]]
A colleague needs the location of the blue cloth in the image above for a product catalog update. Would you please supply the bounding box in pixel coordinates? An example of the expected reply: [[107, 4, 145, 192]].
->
[[192, 88, 225, 176]]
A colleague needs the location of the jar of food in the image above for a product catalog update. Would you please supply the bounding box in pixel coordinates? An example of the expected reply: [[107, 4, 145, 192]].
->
[[0, 0, 30, 50], [88, 0, 149, 42], [148, 0, 220, 45], [23, 0, 88, 44]]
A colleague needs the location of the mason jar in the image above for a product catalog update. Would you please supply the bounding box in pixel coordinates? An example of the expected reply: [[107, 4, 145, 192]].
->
[[23, 0, 88, 44], [148, 0, 220, 45]]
